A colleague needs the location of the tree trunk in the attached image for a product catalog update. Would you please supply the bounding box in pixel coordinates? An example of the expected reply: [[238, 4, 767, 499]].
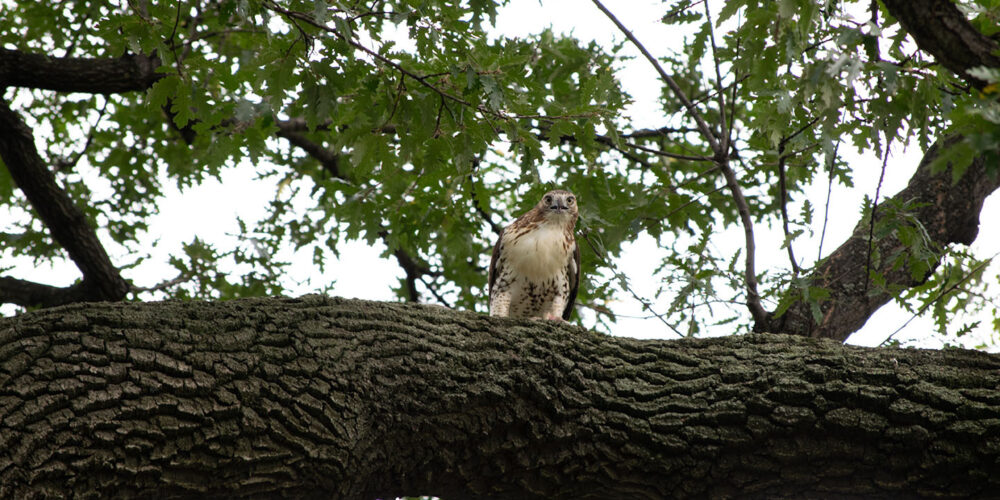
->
[[1, 296, 998, 499]]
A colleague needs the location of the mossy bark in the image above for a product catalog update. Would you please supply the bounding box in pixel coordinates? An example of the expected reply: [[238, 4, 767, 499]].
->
[[1, 295, 999, 499]]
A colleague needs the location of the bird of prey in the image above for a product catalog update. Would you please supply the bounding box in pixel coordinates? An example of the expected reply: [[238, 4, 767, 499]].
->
[[488, 189, 580, 320]]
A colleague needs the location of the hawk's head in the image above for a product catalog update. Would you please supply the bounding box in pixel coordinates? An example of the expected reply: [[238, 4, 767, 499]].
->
[[535, 189, 578, 225]]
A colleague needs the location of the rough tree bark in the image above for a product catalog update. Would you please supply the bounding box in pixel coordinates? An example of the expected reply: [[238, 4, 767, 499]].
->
[[765, 0, 1000, 340], [2, 295, 999, 499], [766, 138, 1000, 340]]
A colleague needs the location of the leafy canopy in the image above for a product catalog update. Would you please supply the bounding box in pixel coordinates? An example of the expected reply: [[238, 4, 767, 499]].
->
[[1, 0, 998, 344]]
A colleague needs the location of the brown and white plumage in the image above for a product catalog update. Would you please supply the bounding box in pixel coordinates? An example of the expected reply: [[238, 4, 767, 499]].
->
[[488, 189, 580, 320]]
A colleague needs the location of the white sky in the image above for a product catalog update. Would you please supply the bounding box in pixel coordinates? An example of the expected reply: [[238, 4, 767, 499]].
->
[[4, 0, 998, 350]]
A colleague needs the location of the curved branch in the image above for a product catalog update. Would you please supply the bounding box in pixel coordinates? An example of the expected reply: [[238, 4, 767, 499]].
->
[[275, 123, 344, 180], [590, 0, 719, 152]]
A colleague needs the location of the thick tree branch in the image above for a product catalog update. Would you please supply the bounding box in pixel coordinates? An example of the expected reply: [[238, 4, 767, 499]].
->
[[0, 48, 160, 94], [275, 121, 344, 179], [0, 99, 129, 305], [764, 0, 1000, 340], [770, 137, 1000, 340], [2, 296, 1000, 498], [881, 0, 1000, 88], [0, 276, 89, 308]]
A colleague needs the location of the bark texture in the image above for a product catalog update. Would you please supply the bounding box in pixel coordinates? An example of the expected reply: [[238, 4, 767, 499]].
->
[[765, 0, 1000, 340], [767, 138, 1000, 340], [881, 0, 1000, 88], [2, 295, 999, 499]]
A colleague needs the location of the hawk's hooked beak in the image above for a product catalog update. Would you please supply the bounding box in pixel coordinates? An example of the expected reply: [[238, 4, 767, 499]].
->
[[549, 198, 569, 212]]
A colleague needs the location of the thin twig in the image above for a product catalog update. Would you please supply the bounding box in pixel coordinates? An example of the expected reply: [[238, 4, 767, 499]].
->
[[617, 138, 713, 162], [880, 251, 1000, 346], [622, 126, 701, 138], [56, 97, 110, 172], [580, 231, 683, 337], [167, 0, 185, 78], [664, 184, 726, 220], [775, 117, 822, 277], [591, 0, 719, 152], [130, 273, 192, 293], [418, 276, 453, 308], [703, 0, 729, 153], [467, 164, 503, 236], [818, 141, 840, 260], [718, 160, 768, 327], [776, 138, 801, 276], [865, 138, 892, 292]]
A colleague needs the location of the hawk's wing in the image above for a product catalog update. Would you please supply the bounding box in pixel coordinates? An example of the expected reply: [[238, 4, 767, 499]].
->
[[488, 233, 503, 296], [562, 239, 581, 320]]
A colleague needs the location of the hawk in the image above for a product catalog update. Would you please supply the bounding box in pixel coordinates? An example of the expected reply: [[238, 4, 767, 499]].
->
[[488, 189, 580, 320]]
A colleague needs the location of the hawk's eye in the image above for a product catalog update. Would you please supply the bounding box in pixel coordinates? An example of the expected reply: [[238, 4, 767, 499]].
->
[[545, 196, 553, 205], [567, 196, 575, 204]]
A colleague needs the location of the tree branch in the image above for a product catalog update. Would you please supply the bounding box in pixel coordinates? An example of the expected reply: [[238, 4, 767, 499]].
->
[[719, 159, 768, 328], [4, 296, 1000, 498], [0, 277, 89, 308], [275, 121, 344, 180], [881, 0, 1000, 88], [0, 99, 129, 305], [591, 0, 766, 327], [0, 48, 161, 94], [590, 0, 719, 152], [775, 117, 821, 278], [776, 140, 801, 276], [764, 0, 1000, 340], [770, 136, 1000, 340]]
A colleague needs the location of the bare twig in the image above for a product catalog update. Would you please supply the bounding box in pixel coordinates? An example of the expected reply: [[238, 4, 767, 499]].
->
[[591, 0, 719, 152], [775, 117, 821, 277], [703, 0, 729, 153], [718, 160, 768, 327], [467, 165, 503, 236], [818, 141, 840, 260], [865, 138, 892, 292], [622, 126, 701, 138], [418, 276, 453, 308], [130, 273, 192, 293], [615, 138, 713, 162], [55, 96, 110, 172], [580, 231, 683, 337], [776, 140, 801, 276]]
